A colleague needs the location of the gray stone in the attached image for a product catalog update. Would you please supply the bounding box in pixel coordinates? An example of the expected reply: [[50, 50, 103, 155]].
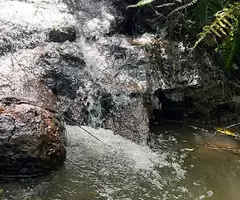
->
[[48, 27, 76, 43], [0, 97, 66, 177]]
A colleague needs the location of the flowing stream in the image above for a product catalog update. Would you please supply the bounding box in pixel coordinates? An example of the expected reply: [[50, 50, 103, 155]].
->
[[1, 124, 240, 200], [1, 0, 240, 199]]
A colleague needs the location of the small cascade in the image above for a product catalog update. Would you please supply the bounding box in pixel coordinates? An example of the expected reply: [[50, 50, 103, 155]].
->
[[1, 1, 240, 200], [0, 0, 160, 143]]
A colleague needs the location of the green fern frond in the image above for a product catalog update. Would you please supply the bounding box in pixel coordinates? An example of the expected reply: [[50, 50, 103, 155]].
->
[[194, 2, 240, 49], [194, 2, 240, 70]]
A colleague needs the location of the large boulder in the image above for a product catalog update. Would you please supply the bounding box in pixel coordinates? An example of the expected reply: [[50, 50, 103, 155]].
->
[[0, 97, 66, 177]]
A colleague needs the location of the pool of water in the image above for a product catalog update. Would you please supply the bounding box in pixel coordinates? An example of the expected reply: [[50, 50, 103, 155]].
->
[[1, 124, 240, 200]]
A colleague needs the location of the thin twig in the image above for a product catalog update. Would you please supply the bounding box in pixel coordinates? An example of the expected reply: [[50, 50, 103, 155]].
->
[[64, 117, 111, 147], [233, 82, 240, 89], [156, 3, 175, 8], [189, 132, 219, 153], [225, 122, 240, 129], [189, 121, 240, 153]]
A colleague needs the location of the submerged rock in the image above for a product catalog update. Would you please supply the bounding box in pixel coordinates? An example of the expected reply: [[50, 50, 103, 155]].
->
[[48, 27, 76, 43], [0, 97, 66, 177]]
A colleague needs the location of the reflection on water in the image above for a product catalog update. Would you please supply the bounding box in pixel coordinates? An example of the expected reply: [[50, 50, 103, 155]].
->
[[1, 124, 240, 200]]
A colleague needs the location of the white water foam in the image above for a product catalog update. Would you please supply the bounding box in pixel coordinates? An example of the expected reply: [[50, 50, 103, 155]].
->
[[67, 125, 186, 177], [66, 125, 186, 199], [0, 0, 75, 29]]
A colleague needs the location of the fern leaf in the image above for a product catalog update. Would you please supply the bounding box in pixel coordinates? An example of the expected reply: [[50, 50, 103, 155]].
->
[[216, 24, 228, 36], [193, 3, 239, 49], [222, 17, 232, 27], [218, 20, 227, 28], [211, 26, 222, 37]]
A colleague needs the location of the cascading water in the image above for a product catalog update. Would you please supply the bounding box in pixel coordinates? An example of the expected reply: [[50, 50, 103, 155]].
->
[[1, 0, 153, 142], [1, 0, 240, 200]]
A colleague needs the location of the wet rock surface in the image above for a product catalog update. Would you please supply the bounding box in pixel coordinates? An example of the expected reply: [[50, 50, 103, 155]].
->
[[0, 0, 238, 177], [0, 0, 151, 175], [48, 27, 76, 43], [0, 97, 66, 176]]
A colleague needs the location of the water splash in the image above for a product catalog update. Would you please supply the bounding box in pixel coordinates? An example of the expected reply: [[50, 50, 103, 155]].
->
[[0, 1, 75, 28], [66, 125, 186, 199]]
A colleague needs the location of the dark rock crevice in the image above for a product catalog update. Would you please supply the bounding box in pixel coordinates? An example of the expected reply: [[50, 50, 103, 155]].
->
[[151, 89, 184, 123]]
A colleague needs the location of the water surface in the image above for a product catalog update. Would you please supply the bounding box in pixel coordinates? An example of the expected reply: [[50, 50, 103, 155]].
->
[[1, 124, 240, 200]]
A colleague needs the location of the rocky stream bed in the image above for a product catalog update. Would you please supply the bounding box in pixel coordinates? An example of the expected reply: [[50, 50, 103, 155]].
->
[[0, 0, 240, 184]]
